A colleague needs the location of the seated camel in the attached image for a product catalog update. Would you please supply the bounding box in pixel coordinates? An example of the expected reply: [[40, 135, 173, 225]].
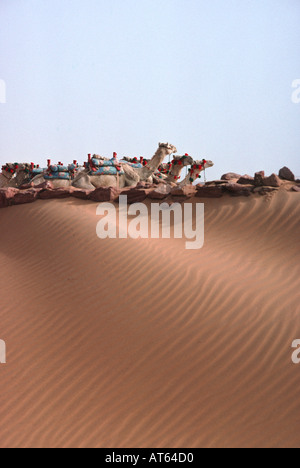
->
[[179, 159, 214, 186], [72, 143, 177, 190], [157, 154, 194, 184]]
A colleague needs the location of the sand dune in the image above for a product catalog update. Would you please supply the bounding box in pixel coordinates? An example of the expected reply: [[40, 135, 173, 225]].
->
[[0, 190, 299, 448]]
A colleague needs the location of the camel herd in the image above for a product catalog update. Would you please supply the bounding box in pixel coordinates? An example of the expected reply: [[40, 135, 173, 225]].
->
[[0, 143, 214, 190]]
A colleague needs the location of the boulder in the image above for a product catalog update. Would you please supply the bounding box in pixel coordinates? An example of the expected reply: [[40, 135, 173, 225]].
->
[[12, 188, 39, 205], [224, 183, 253, 197], [262, 174, 282, 187], [148, 184, 172, 200], [88, 187, 120, 202], [0, 188, 20, 206], [71, 189, 93, 200], [253, 186, 279, 195], [221, 172, 242, 181], [171, 185, 197, 198], [254, 171, 265, 187], [279, 166, 295, 181], [205, 180, 229, 186], [136, 181, 155, 189], [237, 175, 255, 185], [38, 188, 73, 199], [0, 190, 8, 208], [118, 188, 149, 204], [195, 185, 223, 198], [292, 186, 300, 192]]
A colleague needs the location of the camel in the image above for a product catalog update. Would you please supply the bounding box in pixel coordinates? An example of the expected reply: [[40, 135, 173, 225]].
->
[[28, 161, 83, 188], [157, 154, 194, 184], [72, 143, 177, 190], [0, 163, 33, 188], [179, 159, 214, 186]]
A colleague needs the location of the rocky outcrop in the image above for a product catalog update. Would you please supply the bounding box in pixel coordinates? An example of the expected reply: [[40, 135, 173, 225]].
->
[[224, 183, 253, 197], [279, 167, 295, 181], [171, 185, 197, 197], [89, 187, 120, 202], [118, 188, 149, 204], [221, 173, 241, 181], [292, 186, 300, 192], [0, 187, 39, 206], [254, 171, 265, 187], [205, 180, 229, 186], [38, 188, 73, 199], [262, 174, 282, 188], [237, 175, 255, 185], [253, 186, 279, 195], [148, 184, 172, 200], [71, 189, 93, 200], [195, 185, 223, 198]]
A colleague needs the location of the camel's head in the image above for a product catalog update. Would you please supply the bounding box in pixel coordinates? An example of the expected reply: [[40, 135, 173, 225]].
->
[[203, 159, 214, 169], [188, 159, 213, 183], [159, 142, 177, 155], [173, 154, 194, 167], [1, 163, 19, 178], [15, 163, 32, 173]]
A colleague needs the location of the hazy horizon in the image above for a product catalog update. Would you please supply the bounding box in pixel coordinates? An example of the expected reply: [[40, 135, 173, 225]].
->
[[0, 0, 299, 180]]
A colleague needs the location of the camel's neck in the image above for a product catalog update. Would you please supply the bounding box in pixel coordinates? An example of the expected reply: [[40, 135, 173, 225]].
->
[[166, 164, 185, 183], [15, 171, 29, 187], [179, 164, 207, 186], [143, 147, 167, 175]]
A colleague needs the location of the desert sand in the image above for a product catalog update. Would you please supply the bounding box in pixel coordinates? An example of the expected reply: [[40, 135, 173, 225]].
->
[[0, 189, 299, 448]]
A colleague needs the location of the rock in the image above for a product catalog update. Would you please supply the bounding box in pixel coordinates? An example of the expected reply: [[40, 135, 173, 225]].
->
[[292, 186, 300, 192], [0, 188, 20, 206], [195, 185, 223, 198], [224, 183, 253, 197], [88, 187, 120, 202], [0, 190, 8, 208], [12, 188, 38, 205], [253, 186, 279, 195], [262, 174, 282, 187], [205, 180, 229, 186], [148, 184, 172, 200], [71, 189, 93, 200], [279, 166, 295, 181], [118, 188, 149, 204], [221, 172, 242, 181], [38, 188, 73, 199], [171, 185, 197, 198], [254, 171, 265, 186], [136, 181, 155, 189], [237, 175, 255, 185]]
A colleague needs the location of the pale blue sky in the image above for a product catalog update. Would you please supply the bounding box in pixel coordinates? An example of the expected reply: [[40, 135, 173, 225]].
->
[[0, 0, 299, 179]]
